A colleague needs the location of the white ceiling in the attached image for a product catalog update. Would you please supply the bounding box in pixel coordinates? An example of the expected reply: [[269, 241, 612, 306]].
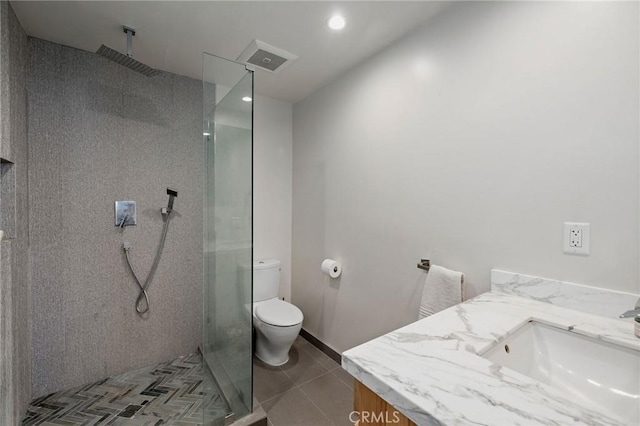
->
[[11, 1, 449, 103]]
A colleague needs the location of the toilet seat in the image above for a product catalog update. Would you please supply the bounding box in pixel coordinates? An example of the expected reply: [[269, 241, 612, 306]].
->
[[255, 299, 303, 327]]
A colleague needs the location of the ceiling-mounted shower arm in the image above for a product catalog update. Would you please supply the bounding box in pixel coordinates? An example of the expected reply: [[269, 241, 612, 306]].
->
[[123, 26, 136, 57], [96, 24, 158, 77]]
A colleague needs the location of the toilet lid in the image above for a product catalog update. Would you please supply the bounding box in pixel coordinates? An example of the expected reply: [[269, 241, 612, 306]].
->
[[255, 299, 303, 327]]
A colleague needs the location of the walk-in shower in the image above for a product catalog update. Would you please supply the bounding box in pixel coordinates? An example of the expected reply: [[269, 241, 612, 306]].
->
[[24, 32, 238, 424], [18, 15, 253, 421]]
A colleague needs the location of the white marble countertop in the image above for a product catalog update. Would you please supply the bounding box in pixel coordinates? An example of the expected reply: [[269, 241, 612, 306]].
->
[[342, 291, 640, 425]]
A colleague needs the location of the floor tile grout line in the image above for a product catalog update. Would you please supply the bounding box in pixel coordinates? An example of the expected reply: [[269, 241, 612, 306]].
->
[[257, 376, 308, 406], [280, 364, 331, 389], [277, 354, 332, 386], [299, 343, 341, 366], [297, 385, 336, 426], [258, 385, 296, 406], [259, 387, 333, 426], [297, 368, 341, 388], [285, 337, 343, 383], [259, 336, 348, 424], [304, 368, 354, 397], [258, 367, 341, 407], [329, 369, 355, 390]]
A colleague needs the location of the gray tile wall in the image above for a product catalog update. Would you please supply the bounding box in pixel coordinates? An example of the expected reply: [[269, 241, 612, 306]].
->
[[28, 38, 203, 397], [0, 1, 31, 423]]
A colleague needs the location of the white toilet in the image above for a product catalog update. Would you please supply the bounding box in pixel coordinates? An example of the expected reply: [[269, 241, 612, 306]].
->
[[253, 259, 303, 366]]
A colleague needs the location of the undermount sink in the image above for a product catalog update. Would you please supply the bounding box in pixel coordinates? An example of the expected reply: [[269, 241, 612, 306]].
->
[[481, 321, 640, 425]]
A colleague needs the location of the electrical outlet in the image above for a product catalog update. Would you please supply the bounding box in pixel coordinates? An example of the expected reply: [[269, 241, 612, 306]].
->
[[569, 228, 582, 247], [563, 222, 590, 255]]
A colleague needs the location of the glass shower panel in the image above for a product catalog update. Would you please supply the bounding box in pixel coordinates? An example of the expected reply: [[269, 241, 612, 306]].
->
[[203, 53, 253, 424]]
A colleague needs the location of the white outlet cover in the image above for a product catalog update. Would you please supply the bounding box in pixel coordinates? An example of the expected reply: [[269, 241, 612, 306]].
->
[[563, 222, 590, 255]]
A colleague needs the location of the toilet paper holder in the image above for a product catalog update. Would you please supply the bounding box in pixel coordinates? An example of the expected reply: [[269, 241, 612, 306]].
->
[[417, 259, 431, 272]]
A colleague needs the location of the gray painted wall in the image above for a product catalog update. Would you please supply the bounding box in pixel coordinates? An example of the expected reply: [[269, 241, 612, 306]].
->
[[0, 1, 31, 422], [28, 38, 203, 397]]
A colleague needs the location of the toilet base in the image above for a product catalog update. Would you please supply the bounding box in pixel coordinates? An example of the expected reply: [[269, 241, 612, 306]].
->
[[254, 321, 302, 367], [255, 352, 289, 367]]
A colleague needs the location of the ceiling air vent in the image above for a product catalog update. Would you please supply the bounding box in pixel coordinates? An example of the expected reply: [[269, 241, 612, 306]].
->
[[237, 39, 297, 73]]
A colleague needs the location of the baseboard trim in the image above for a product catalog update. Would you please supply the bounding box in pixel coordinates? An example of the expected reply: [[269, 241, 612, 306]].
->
[[299, 328, 341, 365]]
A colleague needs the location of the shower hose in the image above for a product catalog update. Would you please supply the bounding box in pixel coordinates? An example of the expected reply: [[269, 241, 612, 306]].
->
[[123, 211, 172, 314]]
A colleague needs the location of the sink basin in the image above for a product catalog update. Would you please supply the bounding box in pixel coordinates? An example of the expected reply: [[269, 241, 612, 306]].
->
[[482, 321, 639, 425]]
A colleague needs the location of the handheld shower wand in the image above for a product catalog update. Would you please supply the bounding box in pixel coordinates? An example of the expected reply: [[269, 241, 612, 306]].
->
[[124, 187, 178, 314], [163, 188, 178, 218]]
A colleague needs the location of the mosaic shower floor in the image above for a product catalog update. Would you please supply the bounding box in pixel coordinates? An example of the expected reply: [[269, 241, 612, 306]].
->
[[22, 352, 229, 425]]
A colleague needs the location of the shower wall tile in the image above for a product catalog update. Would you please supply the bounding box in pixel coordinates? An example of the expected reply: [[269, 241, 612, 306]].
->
[[0, 1, 31, 424], [28, 38, 68, 398], [0, 2, 8, 159], [62, 311, 110, 387], [28, 38, 203, 397], [0, 241, 14, 420]]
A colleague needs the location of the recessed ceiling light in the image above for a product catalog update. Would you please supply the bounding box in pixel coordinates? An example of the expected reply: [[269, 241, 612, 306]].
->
[[327, 15, 346, 31], [203, 132, 211, 136], [242, 96, 252, 102]]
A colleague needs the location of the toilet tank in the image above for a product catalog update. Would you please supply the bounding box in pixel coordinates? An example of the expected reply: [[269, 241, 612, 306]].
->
[[253, 259, 281, 302]]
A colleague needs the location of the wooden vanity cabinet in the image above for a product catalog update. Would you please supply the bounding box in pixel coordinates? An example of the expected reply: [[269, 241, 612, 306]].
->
[[353, 380, 417, 426]]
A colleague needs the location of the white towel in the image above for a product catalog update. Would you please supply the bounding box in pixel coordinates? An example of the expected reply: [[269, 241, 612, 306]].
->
[[419, 264, 464, 319]]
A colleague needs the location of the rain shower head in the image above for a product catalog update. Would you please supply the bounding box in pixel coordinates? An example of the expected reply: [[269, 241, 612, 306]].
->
[[96, 26, 159, 77]]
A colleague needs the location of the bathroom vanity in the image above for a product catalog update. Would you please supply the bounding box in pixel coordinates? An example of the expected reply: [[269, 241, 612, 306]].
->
[[342, 271, 640, 425]]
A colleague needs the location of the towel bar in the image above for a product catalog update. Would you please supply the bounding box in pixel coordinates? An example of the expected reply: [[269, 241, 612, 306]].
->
[[417, 259, 431, 271]]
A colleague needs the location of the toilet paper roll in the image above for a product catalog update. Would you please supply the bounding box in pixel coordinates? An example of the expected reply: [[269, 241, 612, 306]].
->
[[321, 259, 342, 278]]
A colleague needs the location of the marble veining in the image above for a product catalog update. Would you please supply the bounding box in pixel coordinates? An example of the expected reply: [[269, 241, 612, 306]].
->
[[342, 291, 639, 425], [491, 269, 639, 319]]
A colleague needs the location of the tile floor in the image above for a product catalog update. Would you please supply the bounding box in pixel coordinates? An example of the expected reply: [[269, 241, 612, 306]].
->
[[22, 336, 354, 426], [254, 336, 355, 426], [22, 352, 228, 425]]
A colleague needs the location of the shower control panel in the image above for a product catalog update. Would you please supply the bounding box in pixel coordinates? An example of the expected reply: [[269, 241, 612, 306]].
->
[[115, 201, 137, 228]]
